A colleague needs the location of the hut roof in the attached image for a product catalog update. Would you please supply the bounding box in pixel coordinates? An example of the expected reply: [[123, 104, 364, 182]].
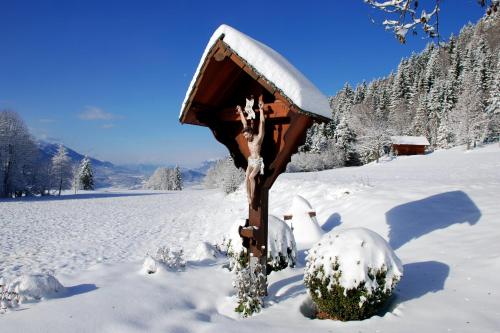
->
[[391, 136, 430, 145], [180, 24, 331, 121]]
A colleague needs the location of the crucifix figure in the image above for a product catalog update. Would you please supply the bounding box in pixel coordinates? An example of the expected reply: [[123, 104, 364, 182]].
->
[[236, 96, 266, 205]]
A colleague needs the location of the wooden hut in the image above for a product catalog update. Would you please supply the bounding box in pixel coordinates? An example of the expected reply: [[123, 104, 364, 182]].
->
[[179, 24, 330, 287], [391, 136, 430, 155]]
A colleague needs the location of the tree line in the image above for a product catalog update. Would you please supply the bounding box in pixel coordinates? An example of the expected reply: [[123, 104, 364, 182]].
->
[[299, 13, 499, 169], [0, 111, 94, 198], [144, 166, 183, 191]]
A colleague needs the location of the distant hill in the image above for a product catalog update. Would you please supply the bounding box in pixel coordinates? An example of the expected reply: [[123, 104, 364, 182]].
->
[[37, 141, 114, 169], [37, 141, 145, 189], [191, 159, 217, 175], [37, 141, 212, 189]]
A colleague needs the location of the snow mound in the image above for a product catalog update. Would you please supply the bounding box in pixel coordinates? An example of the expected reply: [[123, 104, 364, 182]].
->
[[306, 228, 403, 293], [268, 215, 297, 269], [226, 218, 247, 257], [287, 195, 324, 249], [225, 216, 297, 270], [190, 242, 218, 262], [142, 255, 158, 274], [7, 274, 65, 301]]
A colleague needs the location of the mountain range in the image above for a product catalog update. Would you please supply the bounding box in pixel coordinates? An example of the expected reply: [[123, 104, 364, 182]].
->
[[37, 141, 213, 189]]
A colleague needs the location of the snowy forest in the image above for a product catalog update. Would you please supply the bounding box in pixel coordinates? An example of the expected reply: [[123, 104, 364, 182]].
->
[[298, 14, 499, 169], [144, 166, 183, 191], [0, 110, 95, 197]]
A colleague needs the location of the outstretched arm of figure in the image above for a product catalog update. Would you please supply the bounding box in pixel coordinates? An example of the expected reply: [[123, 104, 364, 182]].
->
[[256, 99, 265, 144], [236, 105, 247, 128]]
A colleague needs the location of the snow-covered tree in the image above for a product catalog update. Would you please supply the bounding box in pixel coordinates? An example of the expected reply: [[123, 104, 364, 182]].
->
[[51, 144, 73, 196], [173, 166, 183, 191], [365, 0, 499, 43], [334, 115, 359, 166], [350, 103, 392, 163], [78, 156, 94, 190], [0, 111, 37, 197], [204, 157, 244, 194], [145, 166, 183, 191], [449, 72, 488, 149], [485, 51, 500, 141], [145, 167, 170, 190], [424, 46, 441, 93], [32, 159, 53, 196]]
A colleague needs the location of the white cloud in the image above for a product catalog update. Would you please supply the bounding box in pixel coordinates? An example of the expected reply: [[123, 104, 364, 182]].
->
[[79, 106, 115, 120]]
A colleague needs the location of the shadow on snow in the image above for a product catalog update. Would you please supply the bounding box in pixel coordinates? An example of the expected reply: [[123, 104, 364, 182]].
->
[[321, 212, 342, 233], [0, 192, 168, 203], [386, 191, 481, 250], [63, 283, 99, 297], [380, 260, 450, 316]]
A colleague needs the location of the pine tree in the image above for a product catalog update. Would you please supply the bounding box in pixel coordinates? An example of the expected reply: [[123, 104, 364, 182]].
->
[[424, 46, 440, 93], [485, 51, 500, 142], [450, 72, 487, 149], [173, 165, 183, 191], [412, 94, 429, 137], [334, 115, 359, 166], [472, 36, 493, 95], [354, 81, 367, 104], [51, 144, 73, 196], [79, 156, 94, 190]]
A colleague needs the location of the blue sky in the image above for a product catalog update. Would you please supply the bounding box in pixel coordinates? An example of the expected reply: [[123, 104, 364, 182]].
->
[[0, 0, 485, 167]]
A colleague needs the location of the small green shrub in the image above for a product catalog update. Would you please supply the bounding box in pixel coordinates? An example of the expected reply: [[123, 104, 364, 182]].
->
[[304, 228, 403, 321], [304, 262, 395, 321]]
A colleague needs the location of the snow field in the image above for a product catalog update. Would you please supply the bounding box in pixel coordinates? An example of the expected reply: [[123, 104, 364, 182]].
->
[[0, 144, 499, 332]]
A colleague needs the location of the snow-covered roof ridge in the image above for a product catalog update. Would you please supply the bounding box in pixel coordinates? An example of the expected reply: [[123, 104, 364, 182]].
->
[[180, 24, 332, 120], [391, 136, 430, 145]]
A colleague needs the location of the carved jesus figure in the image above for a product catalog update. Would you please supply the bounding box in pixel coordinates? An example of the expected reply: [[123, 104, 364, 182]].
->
[[237, 97, 265, 205]]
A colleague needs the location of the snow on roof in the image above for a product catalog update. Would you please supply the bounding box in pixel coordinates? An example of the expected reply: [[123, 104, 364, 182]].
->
[[391, 136, 430, 145], [180, 24, 331, 120]]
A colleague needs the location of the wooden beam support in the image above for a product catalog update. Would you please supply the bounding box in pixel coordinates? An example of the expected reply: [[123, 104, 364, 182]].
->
[[188, 101, 291, 125]]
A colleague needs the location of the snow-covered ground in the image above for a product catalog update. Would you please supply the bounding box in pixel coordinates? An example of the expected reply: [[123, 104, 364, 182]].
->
[[1, 144, 499, 332]]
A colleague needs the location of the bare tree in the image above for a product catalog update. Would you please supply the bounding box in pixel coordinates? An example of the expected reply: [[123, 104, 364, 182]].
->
[[0, 110, 37, 197], [51, 144, 73, 196], [351, 103, 392, 163], [365, 0, 499, 43]]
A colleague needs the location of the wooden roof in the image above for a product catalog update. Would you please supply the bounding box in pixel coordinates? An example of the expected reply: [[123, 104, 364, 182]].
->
[[391, 136, 430, 146], [179, 25, 331, 126]]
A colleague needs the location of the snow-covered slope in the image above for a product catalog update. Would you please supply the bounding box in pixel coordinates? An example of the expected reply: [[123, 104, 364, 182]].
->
[[1, 144, 499, 332]]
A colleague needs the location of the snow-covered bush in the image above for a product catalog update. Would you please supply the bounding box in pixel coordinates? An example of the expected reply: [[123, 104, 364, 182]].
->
[[155, 246, 186, 271], [225, 216, 296, 316], [143, 246, 186, 273], [287, 144, 344, 173], [285, 195, 324, 249], [0, 278, 20, 313], [304, 228, 403, 321], [3, 274, 64, 304], [267, 215, 297, 271], [232, 257, 266, 317], [224, 216, 297, 273]]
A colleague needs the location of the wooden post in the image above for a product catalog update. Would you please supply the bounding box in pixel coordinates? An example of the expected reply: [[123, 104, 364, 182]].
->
[[248, 183, 269, 295]]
